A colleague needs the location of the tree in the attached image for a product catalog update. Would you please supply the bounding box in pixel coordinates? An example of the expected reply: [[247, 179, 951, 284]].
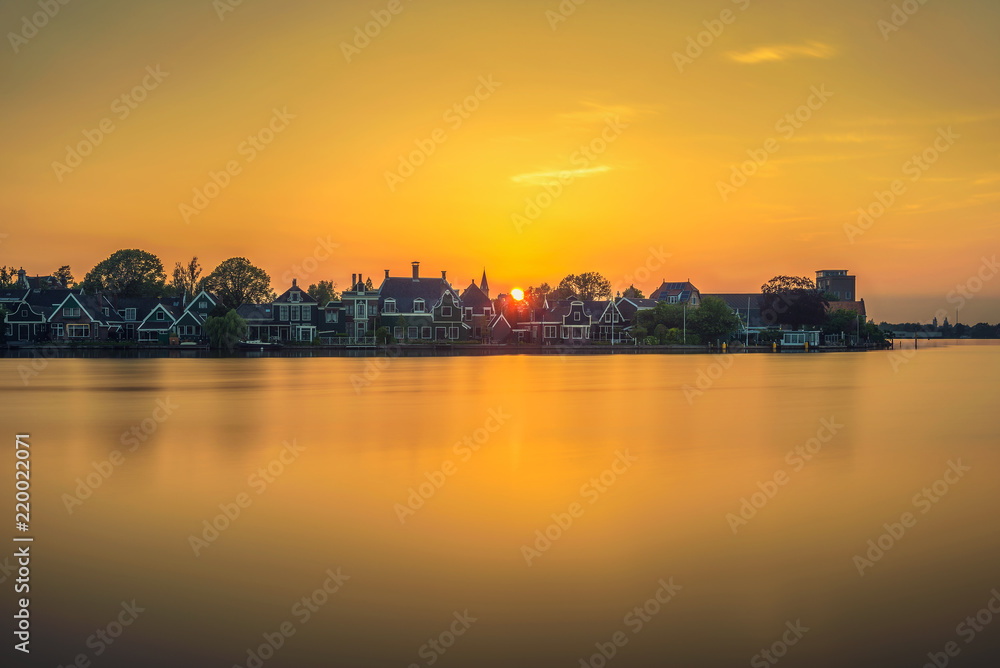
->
[[204, 309, 247, 351], [634, 301, 684, 332], [552, 272, 612, 301], [204, 257, 273, 308], [308, 280, 338, 305], [0, 267, 18, 288], [622, 284, 645, 299], [364, 276, 374, 290], [823, 309, 862, 337], [690, 296, 741, 343], [53, 265, 74, 287], [171, 257, 203, 299], [525, 283, 551, 309], [759, 275, 828, 329], [80, 249, 167, 297]]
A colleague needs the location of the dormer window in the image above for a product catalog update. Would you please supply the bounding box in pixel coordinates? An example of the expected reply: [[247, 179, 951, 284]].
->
[[384, 299, 396, 314], [442, 306, 452, 317], [290, 291, 301, 303], [125, 308, 136, 321], [156, 311, 165, 321], [413, 299, 425, 313]]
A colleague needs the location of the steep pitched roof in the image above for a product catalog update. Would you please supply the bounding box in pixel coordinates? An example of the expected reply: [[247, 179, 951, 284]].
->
[[650, 281, 699, 302], [236, 304, 272, 322], [460, 281, 492, 309], [274, 281, 317, 304], [827, 300, 866, 318]]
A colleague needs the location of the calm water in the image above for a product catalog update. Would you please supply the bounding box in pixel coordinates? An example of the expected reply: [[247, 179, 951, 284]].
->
[[2, 342, 999, 667]]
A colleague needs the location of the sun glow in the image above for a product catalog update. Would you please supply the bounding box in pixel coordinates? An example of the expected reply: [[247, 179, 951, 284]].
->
[[511, 288, 524, 301]]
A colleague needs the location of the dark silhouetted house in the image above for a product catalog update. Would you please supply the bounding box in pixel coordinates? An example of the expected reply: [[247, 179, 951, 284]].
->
[[378, 262, 465, 341], [649, 280, 701, 305]]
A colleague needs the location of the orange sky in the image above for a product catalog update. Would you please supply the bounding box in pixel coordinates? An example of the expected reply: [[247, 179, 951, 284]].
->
[[1, 0, 998, 322]]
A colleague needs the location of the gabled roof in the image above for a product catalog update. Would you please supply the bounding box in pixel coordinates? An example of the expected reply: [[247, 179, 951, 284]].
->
[[0, 288, 28, 303], [137, 302, 182, 330], [379, 276, 458, 313], [460, 281, 491, 309], [650, 281, 699, 302], [617, 297, 657, 309], [47, 292, 111, 324], [274, 282, 317, 304], [546, 300, 592, 324]]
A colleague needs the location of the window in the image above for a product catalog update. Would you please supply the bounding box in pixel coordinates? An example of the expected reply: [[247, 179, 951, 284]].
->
[[301, 305, 310, 320], [156, 311, 165, 321], [52, 323, 64, 337], [384, 299, 396, 314], [413, 299, 425, 313], [63, 306, 80, 318], [450, 326, 459, 339], [125, 308, 136, 321], [484, 307, 492, 317], [464, 307, 472, 319], [199, 301, 207, 309], [573, 328, 582, 339], [574, 312, 580, 322], [442, 306, 452, 318], [845, 292, 852, 300], [394, 326, 403, 340], [545, 326, 557, 338], [561, 327, 568, 338], [290, 291, 301, 303], [408, 326, 418, 340], [421, 327, 431, 339], [291, 305, 300, 321], [67, 324, 90, 338], [668, 296, 678, 304], [357, 302, 366, 319], [103, 308, 109, 316], [691, 297, 698, 305], [279, 305, 289, 321], [325, 311, 338, 323]]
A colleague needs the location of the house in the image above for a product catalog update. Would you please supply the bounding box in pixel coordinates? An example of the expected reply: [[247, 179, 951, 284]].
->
[[317, 299, 347, 342], [459, 272, 494, 340], [486, 313, 513, 343], [172, 290, 218, 342], [237, 303, 275, 342], [615, 296, 657, 337], [781, 331, 821, 347], [649, 280, 701, 305], [47, 291, 114, 341], [136, 299, 183, 343], [13, 268, 64, 291], [4, 302, 48, 344], [528, 299, 592, 344], [378, 262, 465, 341], [816, 270, 856, 301], [104, 296, 162, 341], [340, 273, 380, 341], [585, 299, 625, 342], [826, 299, 866, 319], [271, 279, 319, 342]]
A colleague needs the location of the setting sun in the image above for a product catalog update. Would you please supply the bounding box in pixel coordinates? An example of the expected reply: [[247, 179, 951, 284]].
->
[[511, 288, 524, 301]]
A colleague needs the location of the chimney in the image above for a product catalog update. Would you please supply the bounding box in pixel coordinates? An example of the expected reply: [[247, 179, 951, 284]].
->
[[292, 278, 297, 287], [384, 269, 389, 279], [412, 262, 420, 279], [441, 270, 447, 280], [352, 273, 357, 288], [358, 273, 363, 288]]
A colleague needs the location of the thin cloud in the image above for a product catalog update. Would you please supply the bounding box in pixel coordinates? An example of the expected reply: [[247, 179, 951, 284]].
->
[[511, 166, 611, 186], [727, 41, 835, 64]]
